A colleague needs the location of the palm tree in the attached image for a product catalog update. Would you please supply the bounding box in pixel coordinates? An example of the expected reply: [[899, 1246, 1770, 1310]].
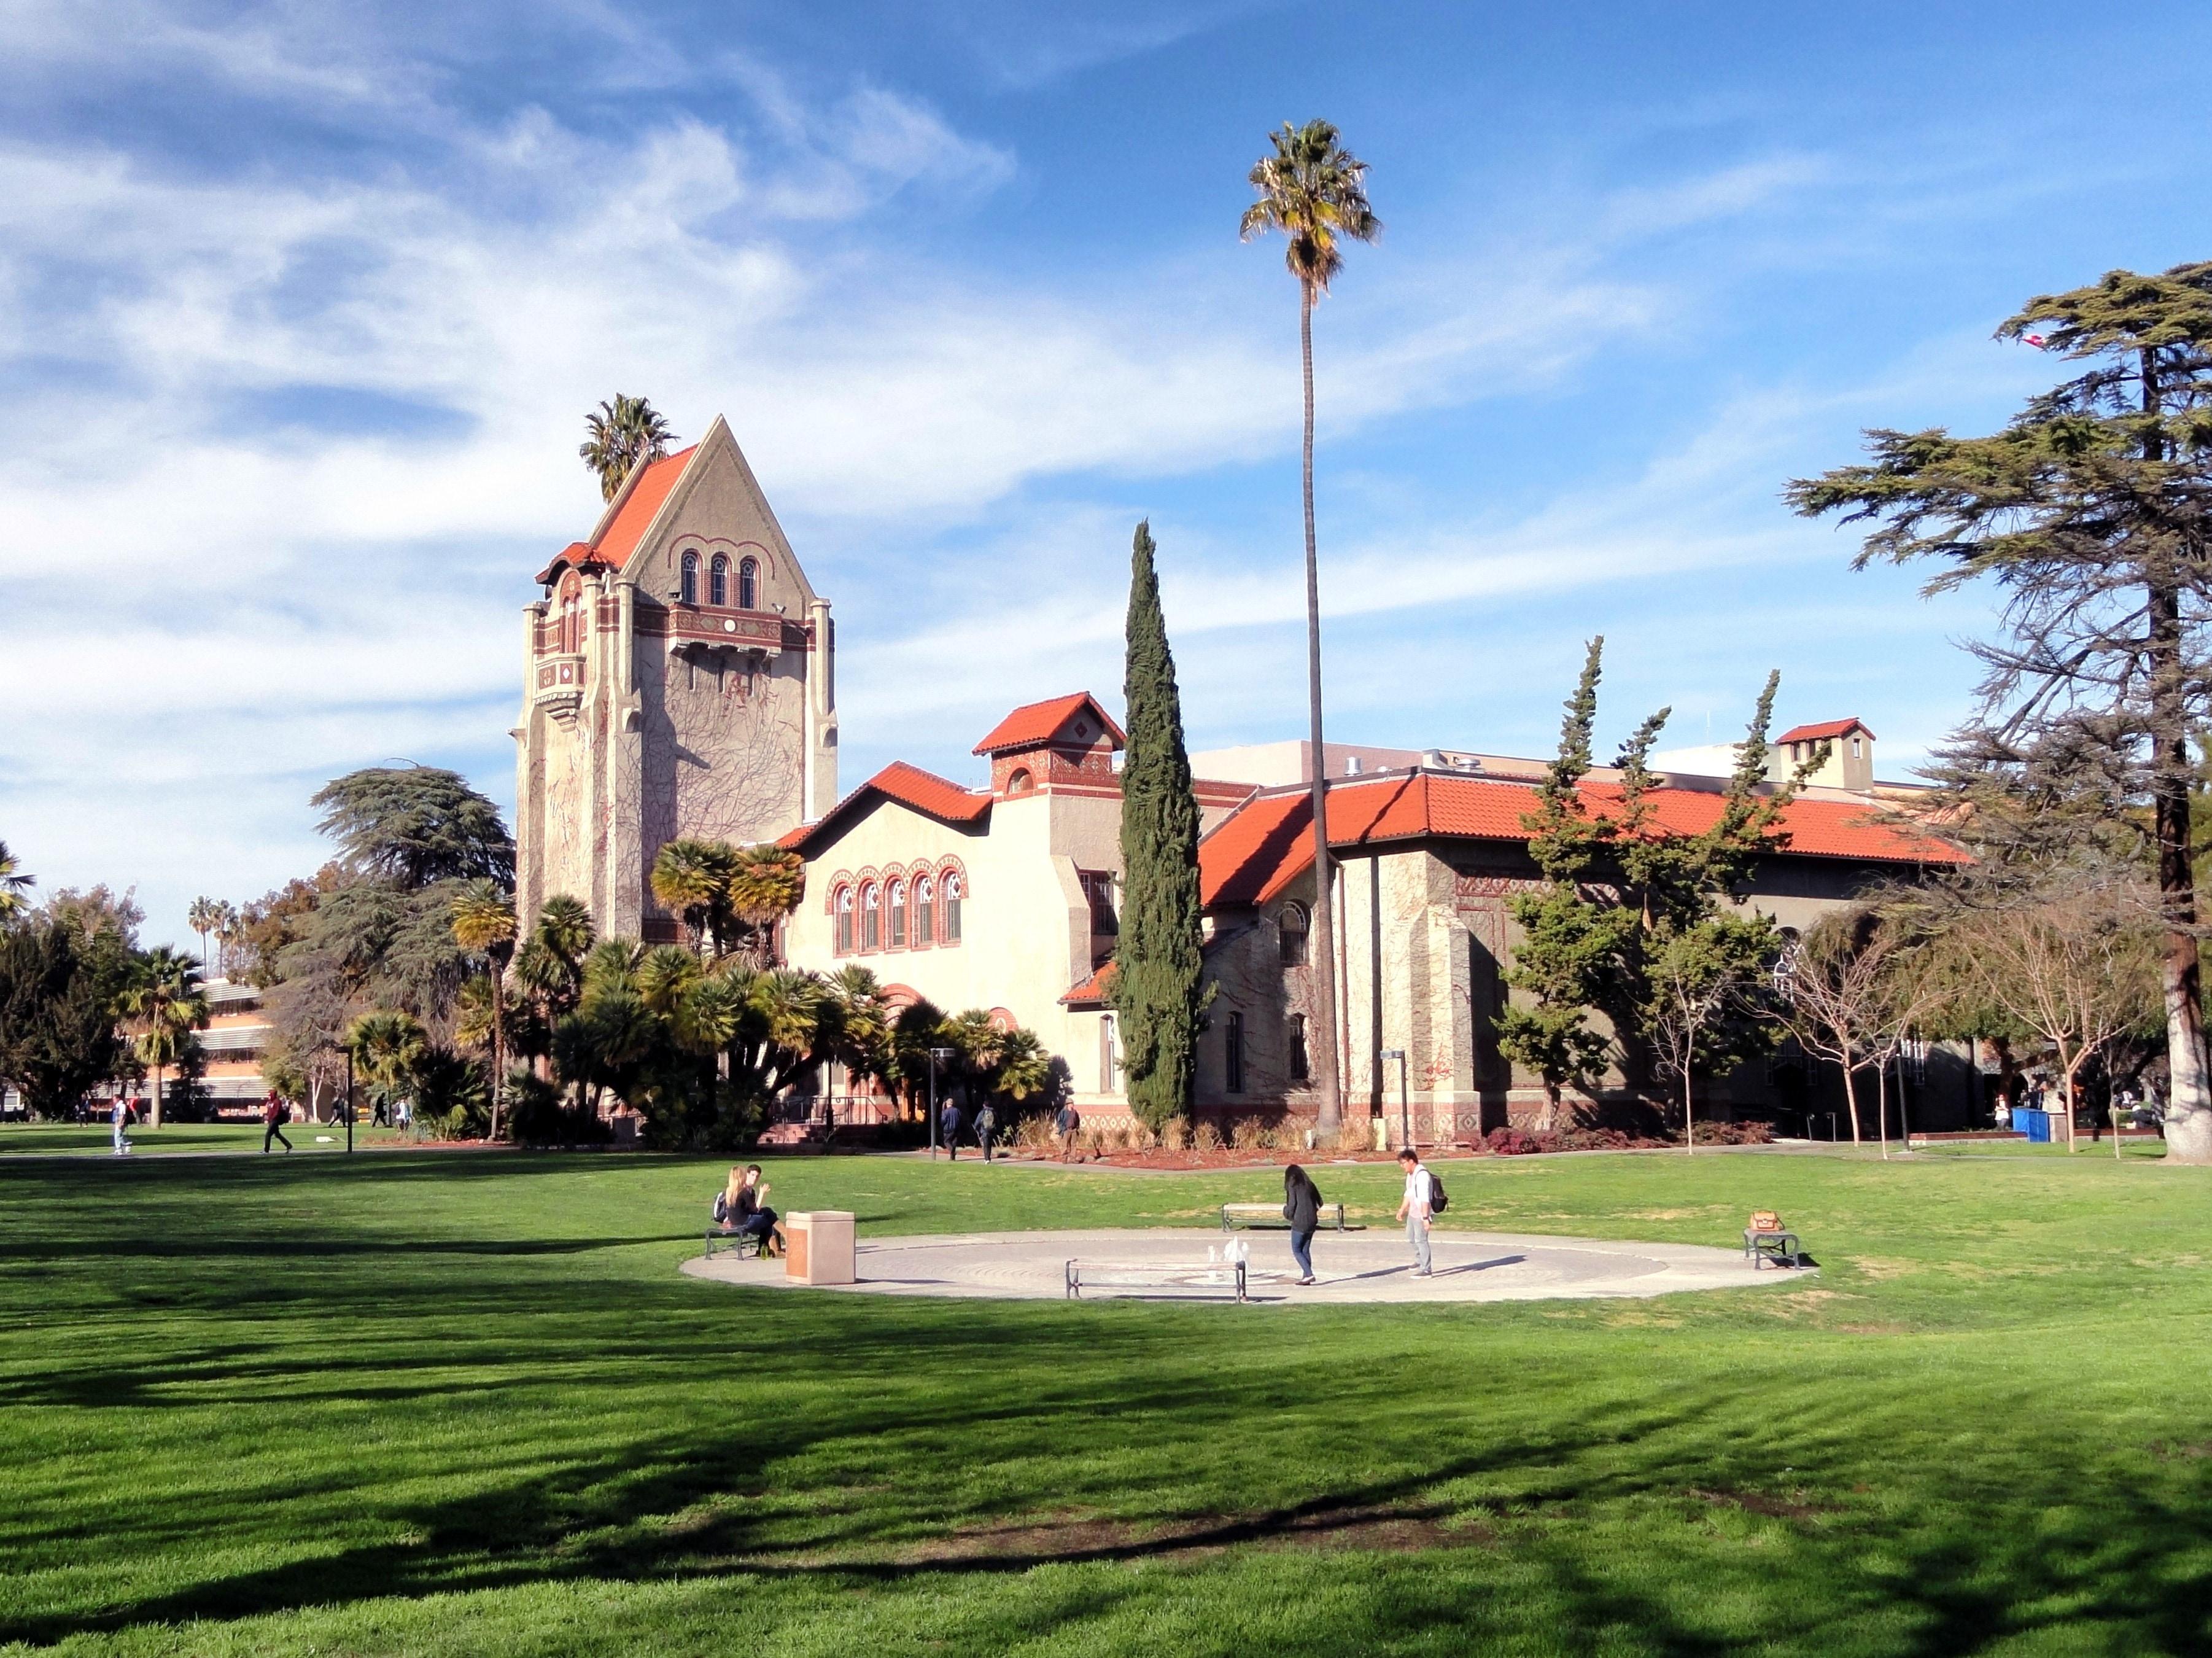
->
[[347, 1010, 427, 1126], [727, 844, 806, 965], [212, 901, 241, 979], [0, 843, 31, 922], [120, 947, 209, 1129], [186, 898, 221, 976], [451, 881, 519, 1139], [1240, 119, 1381, 1136], [651, 839, 735, 955], [580, 395, 677, 502]]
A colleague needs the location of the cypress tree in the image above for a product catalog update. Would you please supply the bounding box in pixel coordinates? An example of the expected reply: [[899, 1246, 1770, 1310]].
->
[[1112, 521, 1210, 1130]]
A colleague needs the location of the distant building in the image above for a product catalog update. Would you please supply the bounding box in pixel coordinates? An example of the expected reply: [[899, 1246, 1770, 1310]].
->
[[513, 416, 838, 941], [200, 979, 273, 1108]]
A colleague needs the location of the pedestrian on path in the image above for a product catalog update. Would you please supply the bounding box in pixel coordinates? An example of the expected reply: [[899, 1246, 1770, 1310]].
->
[[1394, 1146, 1433, 1277], [1283, 1163, 1322, 1285], [1056, 1101, 1081, 1162], [976, 1101, 996, 1161], [262, 1092, 293, 1154], [111, 1096, 133, 1157], [940, 1099, 963, 1161]]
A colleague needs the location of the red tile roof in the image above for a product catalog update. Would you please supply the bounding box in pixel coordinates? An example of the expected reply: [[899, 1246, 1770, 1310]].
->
[[535, 446, 698, 583], [780, 761, 992, 855], [972, 692, 1127, 755], [1199, 771, 1967, 909], [1777, 718, 1872, 744], [1061, 961, 1117, 1007]]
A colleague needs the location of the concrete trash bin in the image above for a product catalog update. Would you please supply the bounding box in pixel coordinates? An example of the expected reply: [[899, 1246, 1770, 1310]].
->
[[786, 1211, 856, 1285]]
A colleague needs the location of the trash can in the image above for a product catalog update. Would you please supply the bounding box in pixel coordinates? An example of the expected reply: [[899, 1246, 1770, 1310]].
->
[[786, 1211, 856, 1285]]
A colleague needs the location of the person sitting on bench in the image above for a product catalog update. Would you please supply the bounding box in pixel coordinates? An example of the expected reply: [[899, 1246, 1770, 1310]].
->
[[731, 1164, 785, 1258]]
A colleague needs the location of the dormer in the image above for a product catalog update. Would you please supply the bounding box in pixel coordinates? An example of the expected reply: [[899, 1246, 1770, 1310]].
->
[[972, 692, 1127, 797], [1775, 718, 1876, 793]]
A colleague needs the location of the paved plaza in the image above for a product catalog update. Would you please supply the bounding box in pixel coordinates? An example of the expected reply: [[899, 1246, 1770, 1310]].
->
[[681, 1226, 1810, 1306]]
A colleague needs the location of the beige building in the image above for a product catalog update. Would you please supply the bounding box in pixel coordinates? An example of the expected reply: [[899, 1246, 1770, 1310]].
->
[[200, 979, 274, 1108], [513, 417, 838, 939], [780, 693, 1254, 1118]]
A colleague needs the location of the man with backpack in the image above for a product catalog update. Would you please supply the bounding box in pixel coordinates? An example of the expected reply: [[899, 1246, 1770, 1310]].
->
[[1394, 1145, 1447, 1277], [262, 1092, 293, 1154]]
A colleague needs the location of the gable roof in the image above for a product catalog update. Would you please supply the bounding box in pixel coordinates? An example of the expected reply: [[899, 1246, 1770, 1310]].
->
[[1199, 770, 1967, 909], [779, 761, 992, 856], [973, 692, 1127, 756], [1061, 960, 1117, 1008], [1777, 718, 1874, 744], [536, 445, 699, 583]]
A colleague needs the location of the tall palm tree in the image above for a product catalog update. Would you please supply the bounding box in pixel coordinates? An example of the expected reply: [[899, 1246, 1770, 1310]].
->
[[0, 843, 31, 922], [186, 897, 221, 976], [120, 947, 209, 1129], [727, 844, 807, 965], [450, 881, 519, 1138], [211, 901, 241, 979], [651, 839, 735, 955], [1240, 118, 1381, 1135], [580, 395, 677, 502]]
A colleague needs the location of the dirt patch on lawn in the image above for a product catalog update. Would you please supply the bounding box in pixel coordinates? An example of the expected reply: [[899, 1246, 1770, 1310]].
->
[[1692, 1487, 1839, 1524], [887, 1498, 1485, 1567]]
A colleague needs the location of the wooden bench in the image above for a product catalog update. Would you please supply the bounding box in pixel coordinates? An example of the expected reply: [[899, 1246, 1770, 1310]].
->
[[1220, 1201, 1349, 1232], [1743, 1229, 1803, 1270], [1065, 1258, 1248, 1302], [704, 1228, 767, 1261]]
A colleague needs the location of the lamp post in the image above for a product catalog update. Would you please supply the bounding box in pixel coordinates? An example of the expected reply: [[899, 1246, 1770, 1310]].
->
[[344, 1045, 355, 1155], [1380, 1048, 1408, 1151], [928, 1046, 955, 1158]]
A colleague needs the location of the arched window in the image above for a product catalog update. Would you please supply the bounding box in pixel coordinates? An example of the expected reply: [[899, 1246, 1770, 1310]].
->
[[680, 551, 698, 605], [888, 879, 907, 948], [834, 887, 854, 955], [1278, 901, 1310, 967], [709, 554, 728, 607], [941, 870, 963, 944], [1006, 768, 1033, 795], [862, 884, 880, 951], [557, 571, 584, 652], [913, 876, 934, 946], [738, 556, 758, 610]]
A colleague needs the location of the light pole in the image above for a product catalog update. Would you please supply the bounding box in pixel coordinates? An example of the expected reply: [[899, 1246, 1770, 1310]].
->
[[1380, 1048, 1408, 1150], [344, 1045, 355, 1155], [928, 1046, 955, 1158]]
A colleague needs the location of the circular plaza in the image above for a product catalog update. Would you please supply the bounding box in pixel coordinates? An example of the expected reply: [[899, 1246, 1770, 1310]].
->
[[680, 1226, 1807, 1306]]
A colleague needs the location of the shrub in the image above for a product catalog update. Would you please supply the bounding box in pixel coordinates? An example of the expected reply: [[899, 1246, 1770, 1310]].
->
[[1013, 1113, 1058, 1153], [1160, 1118, 1190, 1152], [1693, 1118, 1776, 1146], [1228, 1116, 1269, 1153], [1193, 1121, 1224, 1154], [1334, 1116, 1373, 1153]]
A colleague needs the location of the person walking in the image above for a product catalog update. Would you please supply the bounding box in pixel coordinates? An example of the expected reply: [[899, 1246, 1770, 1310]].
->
[[1394, 1146, 1434, 1277], [262, 1092, 293, 1154], [1283, 1163, 1322, 1285], [940, 1098, 963, 1161], [975, 1100, 997, 1162], [111, 1096, 133, 1158], [1056, 1101, 1081, 1162]]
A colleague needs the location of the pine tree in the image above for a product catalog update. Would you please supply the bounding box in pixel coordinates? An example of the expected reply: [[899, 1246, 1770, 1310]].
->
[[1111, 522, 1211, 1130]]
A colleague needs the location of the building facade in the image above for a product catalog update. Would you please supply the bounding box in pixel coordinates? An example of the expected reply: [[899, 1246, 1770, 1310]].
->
[[513, 416, 838, 939]]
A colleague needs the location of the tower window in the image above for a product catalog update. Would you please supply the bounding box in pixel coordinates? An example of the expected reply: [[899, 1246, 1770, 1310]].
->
[[942, 871, 963, 944], [914, 877, 934, 946], [739, 556, 758, 610], [1226, 1010, 1245, 1094], [1289, 1013, 1310, 1081], [861, 884, 880, 951], [709, 555, 728, 607], [888, 879, 907, 948], [680, 551, 698, 605], [834, 887, 854, 955], [1278, 902, 1309, 967], [1006, 768, 1033, 795], [1080, 870, 1118, 935]]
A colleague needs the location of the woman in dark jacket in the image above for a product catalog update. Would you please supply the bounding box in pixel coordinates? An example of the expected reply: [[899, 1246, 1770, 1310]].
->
[[1283, 1164, 1322, 1285]]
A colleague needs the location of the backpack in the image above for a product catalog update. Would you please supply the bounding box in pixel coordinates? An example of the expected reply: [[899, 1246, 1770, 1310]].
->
[[711, 1192, 729, 1224], [1426, 1170, 1448, 1215]]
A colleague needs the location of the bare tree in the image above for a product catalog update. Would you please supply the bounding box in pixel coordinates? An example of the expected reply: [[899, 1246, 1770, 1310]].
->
[[1949, 883, 2162, 1151], [1774, 909, 1896, 1153]]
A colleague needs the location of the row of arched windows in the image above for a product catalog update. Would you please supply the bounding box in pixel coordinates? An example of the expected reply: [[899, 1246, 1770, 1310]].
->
[[832, 868, 964, 955], [680, 551, 759, 610]]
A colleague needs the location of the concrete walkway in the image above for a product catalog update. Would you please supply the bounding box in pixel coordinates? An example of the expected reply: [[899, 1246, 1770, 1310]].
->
[[680, 1227, 1810, 1306]]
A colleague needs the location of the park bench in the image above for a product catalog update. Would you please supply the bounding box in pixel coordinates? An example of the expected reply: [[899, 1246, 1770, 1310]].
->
[[1065, 1258, 1249, 1302], [703, 1228, 766, 1262], [1220, 1201, 1348, 1232], [1743, 1229, 1803, 1270]]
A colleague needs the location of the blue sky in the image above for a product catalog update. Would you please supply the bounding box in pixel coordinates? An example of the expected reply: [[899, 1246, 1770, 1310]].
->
[[6, 0, 2212, 949]]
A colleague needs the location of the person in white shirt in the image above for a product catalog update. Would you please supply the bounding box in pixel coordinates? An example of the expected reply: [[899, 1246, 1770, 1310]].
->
[[1394, 1147, 1432, 1277]]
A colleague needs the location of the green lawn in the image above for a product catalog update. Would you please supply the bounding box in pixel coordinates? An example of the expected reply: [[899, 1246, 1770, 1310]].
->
[[5, 1142, 2210, 1655]]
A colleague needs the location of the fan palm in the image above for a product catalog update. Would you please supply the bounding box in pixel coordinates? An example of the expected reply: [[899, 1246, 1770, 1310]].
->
[[346, 1009, 427, 1124], [650, 839, 735, 954], [186, 897, 221, 976], [211, 900, 241, 979], [119, 948, 209, 1129], [728, 844, 807, 965], [580, 395, 677, 502], [1240, 117, 1380, 1136], [0, 842, 31, 921], [450, 880, 520, 1138]]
